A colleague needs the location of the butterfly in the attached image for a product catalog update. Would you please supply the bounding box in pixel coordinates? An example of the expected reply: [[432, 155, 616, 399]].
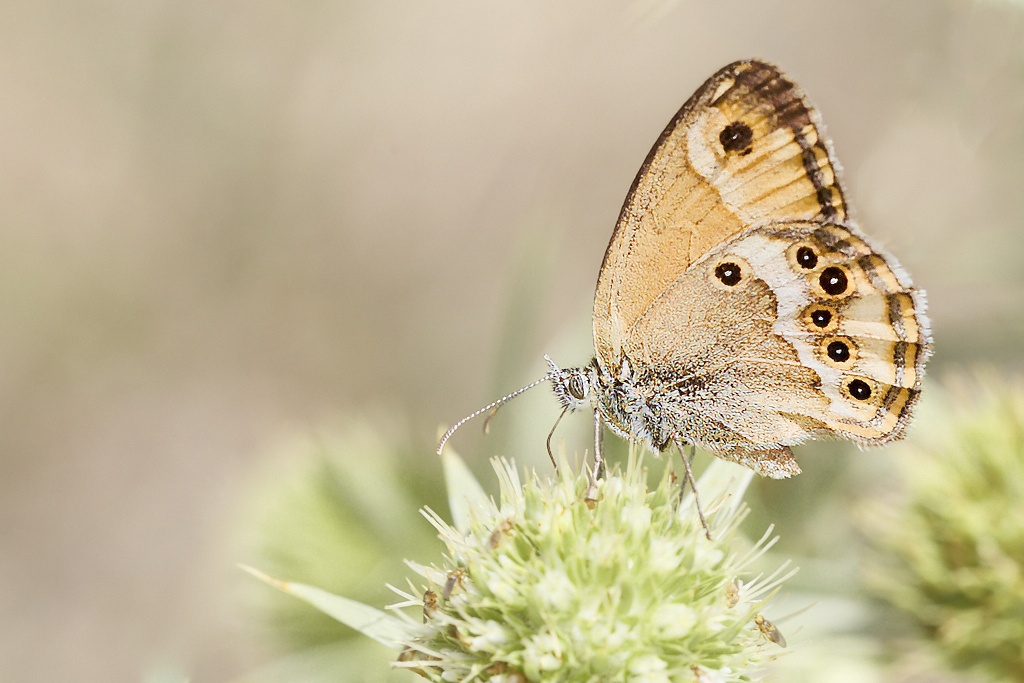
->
[[439, 60, 931, 533]]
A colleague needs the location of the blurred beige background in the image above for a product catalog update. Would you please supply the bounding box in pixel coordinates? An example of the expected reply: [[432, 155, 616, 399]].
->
[[1, 0, 1022, 680]]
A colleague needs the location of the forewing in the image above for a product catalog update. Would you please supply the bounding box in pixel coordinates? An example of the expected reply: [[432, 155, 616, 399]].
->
[[594, 59, 848, 367]]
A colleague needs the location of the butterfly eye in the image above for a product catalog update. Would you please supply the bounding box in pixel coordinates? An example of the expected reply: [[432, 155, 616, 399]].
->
[[568, 375, 588, 400], [714, 262, 743, 286]]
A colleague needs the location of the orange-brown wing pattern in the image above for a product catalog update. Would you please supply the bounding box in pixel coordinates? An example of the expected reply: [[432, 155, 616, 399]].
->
[[593, 60, 848, 367]]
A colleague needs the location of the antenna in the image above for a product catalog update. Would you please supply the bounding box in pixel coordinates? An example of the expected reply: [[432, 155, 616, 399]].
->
[[436, 373, 553, 454]]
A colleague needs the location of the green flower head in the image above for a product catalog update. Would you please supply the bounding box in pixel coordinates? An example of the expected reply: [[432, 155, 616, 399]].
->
[[861, 377, 1024, 681], [391, 450, 794, 682]]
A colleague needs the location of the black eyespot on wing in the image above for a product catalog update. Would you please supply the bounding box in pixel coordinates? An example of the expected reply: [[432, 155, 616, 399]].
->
[[715, 262, 742, 286], [719, 121, 753, 153], [796, 246, 818, 269], [819, 266, 849, 295], [801, 303, 839, 333], [811, 309, 832, 328], [827, 340, 850, 362], [848, 379, 872, 400]]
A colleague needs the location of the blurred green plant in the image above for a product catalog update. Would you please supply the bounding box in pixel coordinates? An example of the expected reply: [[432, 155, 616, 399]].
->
[[859, 376, 1024, 682], [238, 419, 447, 680], [249, 444, 797, 682]]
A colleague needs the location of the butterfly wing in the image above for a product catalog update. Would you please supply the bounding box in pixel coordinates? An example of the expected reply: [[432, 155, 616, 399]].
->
[[592, 60, 930, 474], [622, 221, 930, 476], [594, 59, 848, 365]]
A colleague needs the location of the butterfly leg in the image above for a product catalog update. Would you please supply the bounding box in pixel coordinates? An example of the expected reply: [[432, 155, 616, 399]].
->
[[673, 437, 711, 541], [677, 443, 697, 496], [584, 411, 605, 505], [593, 410, 606, 480], [545, 407, 569, 471]]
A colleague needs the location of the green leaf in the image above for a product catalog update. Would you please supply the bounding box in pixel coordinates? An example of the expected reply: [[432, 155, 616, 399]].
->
[[241, 565, 419, 648]]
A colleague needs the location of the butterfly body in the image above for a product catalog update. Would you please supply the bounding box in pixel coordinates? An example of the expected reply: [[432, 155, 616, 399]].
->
[[547, 60, 930, 478]]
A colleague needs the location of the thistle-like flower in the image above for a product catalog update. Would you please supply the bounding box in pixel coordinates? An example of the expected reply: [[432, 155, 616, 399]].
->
[[403, 448, 793, 681], [248, 446, 795, 682]]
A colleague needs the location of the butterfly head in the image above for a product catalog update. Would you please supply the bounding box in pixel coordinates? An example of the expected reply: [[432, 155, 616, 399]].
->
[[545, 356, 598, 413]]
